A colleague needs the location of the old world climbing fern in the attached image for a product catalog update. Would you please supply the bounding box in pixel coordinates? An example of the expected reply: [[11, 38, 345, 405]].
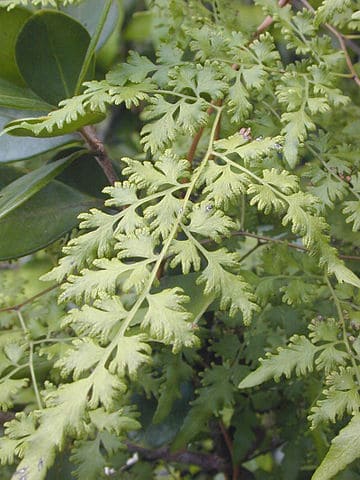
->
[[0, 0, 360, 479]]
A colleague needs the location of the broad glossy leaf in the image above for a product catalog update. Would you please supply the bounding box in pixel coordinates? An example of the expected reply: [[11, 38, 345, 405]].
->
[[0, 151, 86, 220], [0, 109, 76, 162], [16, 10, 92, 105], [0, 173, 102, 260], [0, 7, 31, 85], [62, 0, 121, 49], [57, 153, 109, 198], [0, 164, 22, 185], [0, 78, 52, 111]]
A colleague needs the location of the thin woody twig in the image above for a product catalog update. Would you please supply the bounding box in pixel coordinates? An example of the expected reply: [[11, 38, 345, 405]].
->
[[200, 230, 360, 262], [80, 126, 118, 185], [123, 442, 226, 473], [231, 231, 360, 262], [298, 0, 360, 87], [187, 125, 206, 163], [325, 26, 360, 87], [219, 421, 240, 480], [0, 285, 58, 313], [187, 105, 215, 163], [255, 0, 290, 37]]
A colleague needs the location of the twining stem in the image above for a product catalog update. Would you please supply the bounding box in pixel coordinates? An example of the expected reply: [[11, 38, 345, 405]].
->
[[219, 421, 240, 480], [325, 275, 360, 388], [187, 103, 218, 163], [121, 442, 226, 473], [16, 310, 43, 410], [255, 0, 290, 37], [187, 125, 207, 163], [80, 126, 118, 185], [238, 242, 262, 263], [75, 0, 113, 94], [0, 285, 58, 313], [203, 230, 360, 262], [298, 0, 360, 87]]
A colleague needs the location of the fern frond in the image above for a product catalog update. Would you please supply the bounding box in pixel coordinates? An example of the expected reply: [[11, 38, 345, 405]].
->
[[0, 0, 82, 9], [238, 335, 319, 388]]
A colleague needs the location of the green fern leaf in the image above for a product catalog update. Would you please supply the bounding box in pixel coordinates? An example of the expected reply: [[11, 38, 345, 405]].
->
[[315, 0, 352, 25], [173, 363, 235, 449], [145, 193, 183, 238], [153, 352, 193, 423], [88, 366, 126, 410], [238, 335, 319, 388], [89, 408, 140, 435], [309, 368, 360, 428], [123, 151, 189, 191], [198, 250, 258, 323], [142, 288, 198, 352], [281, 109, 315, 168], [312, 414, 360, 480], [169, 239, 201, 274], [63, 296, 127, 343], [203, 163, 248, 208], [59, 258, 150, 303], [0, 378, 29, 410], [107, 51, 157, 85], [11, 380, 91, 480], [70, 437, 106, 480], [4, 95, 105, 137], [188, 204, 236, 242], [55, 339, 105, 380], [215, 134, 282, 161], [343, 201, 360, 232], [108, 335, 151, 377], [227, 73, 252, 122], [41, 209, 119, 283]]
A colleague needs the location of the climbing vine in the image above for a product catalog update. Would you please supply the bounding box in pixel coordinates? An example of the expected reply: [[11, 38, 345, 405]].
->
[[0, 0, 360, 479]]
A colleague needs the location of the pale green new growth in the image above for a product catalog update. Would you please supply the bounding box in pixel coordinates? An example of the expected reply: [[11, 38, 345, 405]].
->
[[0, 0, 81, 9]]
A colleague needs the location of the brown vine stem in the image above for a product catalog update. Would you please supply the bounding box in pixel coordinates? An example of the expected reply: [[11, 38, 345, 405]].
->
[[298, 0, 360, 87], [255, 0, 290, 37], [187, 123, 208, 163], [186, 104, 217, 164], [233, 231, 360, 262], [0, 285, 58, 313], [80, 126, 118, 185], [122, 442, 226, 474], [219, 421, 240, 480], [200, 231, 360, 262]]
